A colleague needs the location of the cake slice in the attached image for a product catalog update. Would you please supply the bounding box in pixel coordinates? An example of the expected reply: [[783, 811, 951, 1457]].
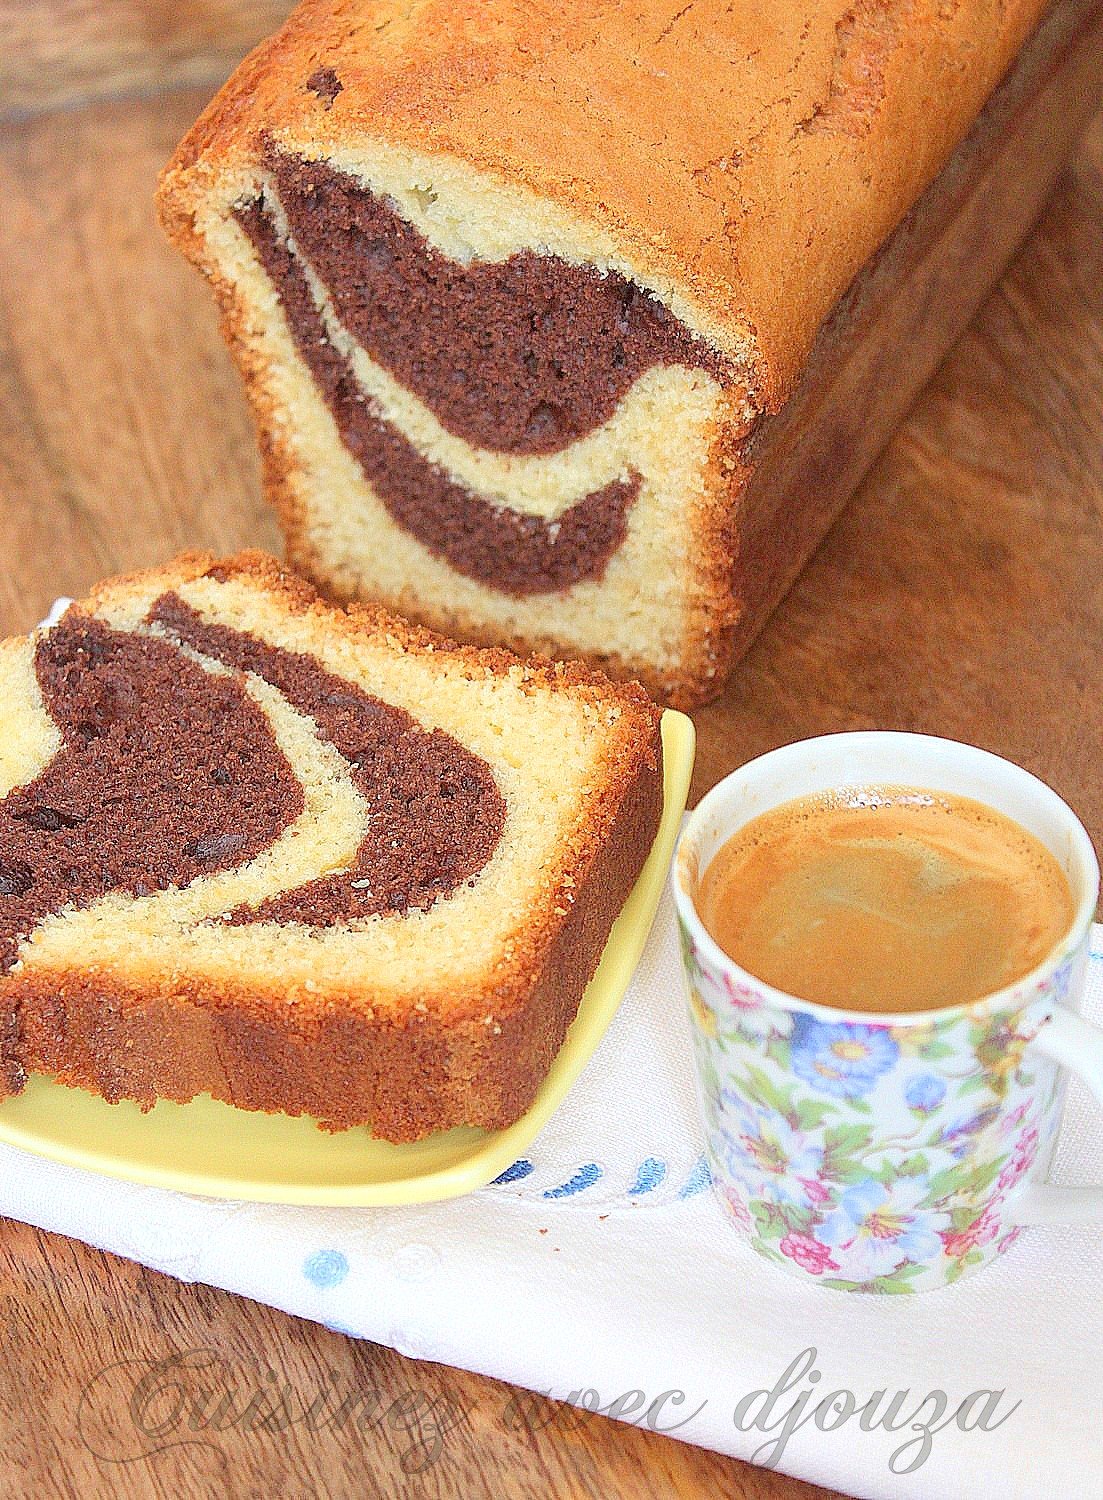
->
[[157, 0, 1049, 705], [0, 551, 662, 1141]]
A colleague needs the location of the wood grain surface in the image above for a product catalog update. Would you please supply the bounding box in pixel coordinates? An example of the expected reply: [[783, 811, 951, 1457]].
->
[[0, 4, 1101, 1498], [0, 1, 294, 122]]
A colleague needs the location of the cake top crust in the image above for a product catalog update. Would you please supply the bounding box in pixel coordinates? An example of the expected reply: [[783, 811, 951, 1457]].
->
[[159, 0, 1050, 410]]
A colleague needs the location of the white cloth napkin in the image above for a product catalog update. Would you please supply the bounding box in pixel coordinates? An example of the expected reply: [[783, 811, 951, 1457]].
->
[[1, 882, 1101, 1500]]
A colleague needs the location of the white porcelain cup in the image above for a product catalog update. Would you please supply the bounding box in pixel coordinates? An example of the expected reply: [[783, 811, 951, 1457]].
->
[[672, 733, 1102, 1292]]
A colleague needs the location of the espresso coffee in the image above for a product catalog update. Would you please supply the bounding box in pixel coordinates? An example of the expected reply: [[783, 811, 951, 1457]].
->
[[697, 786, 1074, 1012]]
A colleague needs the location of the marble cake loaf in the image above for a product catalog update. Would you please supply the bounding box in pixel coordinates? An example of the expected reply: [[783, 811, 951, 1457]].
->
[[158, 0, 1048, 705], [0, 552, 662, 1141]]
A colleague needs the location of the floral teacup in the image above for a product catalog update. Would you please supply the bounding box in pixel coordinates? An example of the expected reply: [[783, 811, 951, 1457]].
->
[[672, 733, 1103, 1293]]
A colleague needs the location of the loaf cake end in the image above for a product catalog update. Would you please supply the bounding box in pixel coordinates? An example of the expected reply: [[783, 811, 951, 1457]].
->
[[158, 0, 1049, 704]]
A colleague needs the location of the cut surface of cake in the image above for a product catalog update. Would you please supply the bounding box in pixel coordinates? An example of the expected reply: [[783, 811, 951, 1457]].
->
[[157, 0, 1050, 704], [0, 552, 663, 1141]]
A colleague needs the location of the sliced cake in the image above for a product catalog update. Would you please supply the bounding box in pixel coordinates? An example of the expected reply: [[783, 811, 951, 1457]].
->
[[157, 0, 1049, 705], [0, 551, 662, 1141]]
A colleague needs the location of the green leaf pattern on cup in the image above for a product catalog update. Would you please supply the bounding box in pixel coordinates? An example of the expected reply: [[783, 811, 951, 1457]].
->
[[679, 917, 1072, 1293]]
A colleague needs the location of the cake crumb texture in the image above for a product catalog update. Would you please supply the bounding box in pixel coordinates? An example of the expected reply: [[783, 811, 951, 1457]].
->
[[0, 551, 663, 1140]]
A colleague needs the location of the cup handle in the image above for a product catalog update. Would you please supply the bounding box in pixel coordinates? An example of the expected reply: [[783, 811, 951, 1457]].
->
[[1007, 1008, 1103, 1226]]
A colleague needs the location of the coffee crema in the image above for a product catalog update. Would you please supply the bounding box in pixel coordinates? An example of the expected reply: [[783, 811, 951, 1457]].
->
[[697, 786, 1075, 1013]]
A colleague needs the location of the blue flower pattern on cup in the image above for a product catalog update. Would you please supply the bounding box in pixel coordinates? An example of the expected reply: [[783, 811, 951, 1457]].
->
[[679, 913, 1077, 1292], [718, 1090, 827, 1212], [790, 1017, 899, 1098], [817, 1179, 944, 1283], [905, 1073, 947, 1113]]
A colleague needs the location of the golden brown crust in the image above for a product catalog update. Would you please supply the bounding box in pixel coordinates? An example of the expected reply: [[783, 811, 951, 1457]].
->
[[157, 0, 1051, 409], [0, 551, 665, 1140]]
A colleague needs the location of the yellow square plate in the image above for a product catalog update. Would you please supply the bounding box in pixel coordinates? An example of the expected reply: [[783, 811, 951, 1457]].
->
[[0, 710, 694, 1205]]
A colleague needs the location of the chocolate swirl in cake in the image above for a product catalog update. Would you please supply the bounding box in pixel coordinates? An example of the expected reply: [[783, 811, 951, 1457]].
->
[[150, 593, 506, 926], [265, 150, 725, 455], [236, 199, 641, 594], [0, 604, 505, 969], [0, 613, 302, 972]]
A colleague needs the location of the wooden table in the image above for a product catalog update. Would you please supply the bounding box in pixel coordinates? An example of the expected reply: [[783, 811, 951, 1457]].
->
[[1, 6, 1101, 1497]]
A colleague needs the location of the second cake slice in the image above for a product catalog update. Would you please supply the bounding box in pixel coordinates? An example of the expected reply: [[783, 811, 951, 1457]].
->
[[0, 552, 662, 1141]]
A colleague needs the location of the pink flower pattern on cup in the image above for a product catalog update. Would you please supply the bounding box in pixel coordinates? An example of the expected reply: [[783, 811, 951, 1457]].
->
[[998, 1126, 1040, 1193], [778, 1231, 839, 1277]]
